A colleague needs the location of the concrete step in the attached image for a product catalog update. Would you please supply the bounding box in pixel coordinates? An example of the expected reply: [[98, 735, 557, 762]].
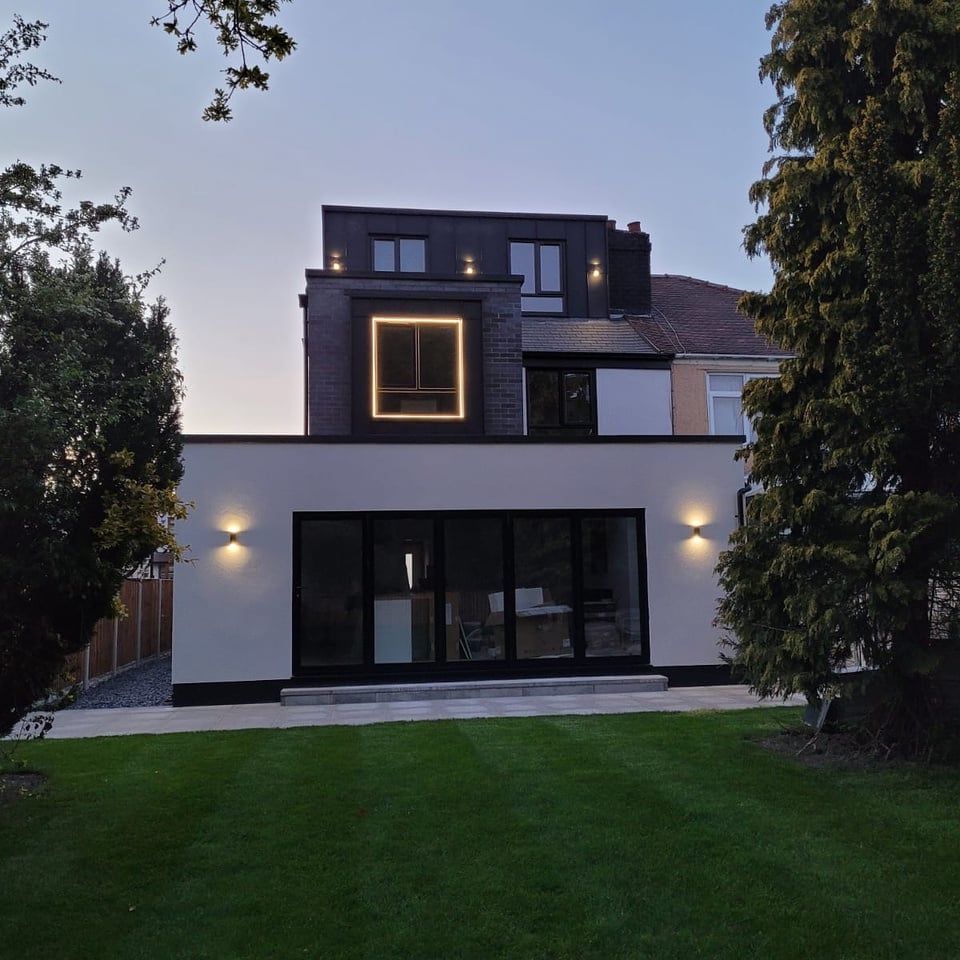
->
[[280, 674, 669, 706]]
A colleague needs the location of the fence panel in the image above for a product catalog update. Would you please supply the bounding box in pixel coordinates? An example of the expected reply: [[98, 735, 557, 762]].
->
[[116, 580, 141, 669], [66, 574, 174, 687], [89, 617, 117, 680], [140, 580, 160, 660], [159, 579, 173, 654]]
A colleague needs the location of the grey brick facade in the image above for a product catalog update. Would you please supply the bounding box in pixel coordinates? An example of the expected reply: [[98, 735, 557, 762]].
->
[[302, 273, 524, 436]]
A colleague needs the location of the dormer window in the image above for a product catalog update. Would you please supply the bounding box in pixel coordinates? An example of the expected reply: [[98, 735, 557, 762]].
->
[[373, 237, 426, 273], [372, 316, 464, 419], [510, 241, 564, 313]]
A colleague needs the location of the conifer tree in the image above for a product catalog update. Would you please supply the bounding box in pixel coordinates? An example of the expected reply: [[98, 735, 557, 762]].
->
[[717, 0, 960, 754]]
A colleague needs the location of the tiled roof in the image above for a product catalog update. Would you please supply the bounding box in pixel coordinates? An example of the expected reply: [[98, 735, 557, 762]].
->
[[629, 275, 786, 358], [522, 318, 659, 355]]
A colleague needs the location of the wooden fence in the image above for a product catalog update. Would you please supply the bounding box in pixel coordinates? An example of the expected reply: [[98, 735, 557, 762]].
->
[[66, 577, 173, 688]]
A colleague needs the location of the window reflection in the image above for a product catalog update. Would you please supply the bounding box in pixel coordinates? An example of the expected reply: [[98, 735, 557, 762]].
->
[[444, 517, 505, 661], [373, 517, 435, 663], [298, 519, 363, 666], [512, 517, 573, 659], [581, 517, 644, 657]]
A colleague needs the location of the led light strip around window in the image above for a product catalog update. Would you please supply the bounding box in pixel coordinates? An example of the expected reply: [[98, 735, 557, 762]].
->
[[371, 316, 466, 420]]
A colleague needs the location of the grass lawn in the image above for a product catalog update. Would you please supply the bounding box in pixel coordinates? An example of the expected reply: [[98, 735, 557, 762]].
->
[[2, 708, 960, 960]]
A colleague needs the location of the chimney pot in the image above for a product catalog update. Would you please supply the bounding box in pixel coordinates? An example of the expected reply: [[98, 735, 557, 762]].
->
[[607, 220, 617, 230], [627, 221, 642, 233]]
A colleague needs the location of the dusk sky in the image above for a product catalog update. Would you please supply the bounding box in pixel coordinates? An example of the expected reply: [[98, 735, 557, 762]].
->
[[6, 1, 778, 433]]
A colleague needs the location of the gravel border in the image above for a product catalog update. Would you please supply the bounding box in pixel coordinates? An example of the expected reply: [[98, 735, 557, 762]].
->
[[66, 655, 173, 709]]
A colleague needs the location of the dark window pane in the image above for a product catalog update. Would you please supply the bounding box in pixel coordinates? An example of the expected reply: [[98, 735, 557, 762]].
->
[[399, 238, 426, 272], [376, 392, 457, 415], [563, 372, 593, 426], [373, 517, 435, 663], [444, 517, 505, 661], [581, 517, 645, 658], [373, 239, 395, 271], [509, 242, 536, 294], [377, 323, 416, 388], [539, 244, 562, 292], [418, 325, 457, 389], [298, 519, 363, 666], [527, 369, 560, 428], [512, 517, 573, 659]]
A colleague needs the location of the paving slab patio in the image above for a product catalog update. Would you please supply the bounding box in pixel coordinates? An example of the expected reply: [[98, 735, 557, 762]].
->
[[9, 686, 805, 740]]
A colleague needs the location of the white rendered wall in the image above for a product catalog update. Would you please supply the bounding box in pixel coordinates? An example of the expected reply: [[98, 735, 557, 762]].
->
[[173, 440, 742, 685], [596, 369, 672, 435]]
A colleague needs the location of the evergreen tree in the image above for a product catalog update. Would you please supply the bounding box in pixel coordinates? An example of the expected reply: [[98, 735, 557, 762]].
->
[[717, 0, 960, 754], [0, 251, 184, 737], [1, 19, 190, 738]]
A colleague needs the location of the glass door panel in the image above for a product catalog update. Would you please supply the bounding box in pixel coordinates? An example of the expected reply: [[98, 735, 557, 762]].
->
[[581, 516, 644, 657], [512, 517, 573, 659], [297, 518, 364, 666], [444, 517, 505, 661], [373, 517, 435, 663]]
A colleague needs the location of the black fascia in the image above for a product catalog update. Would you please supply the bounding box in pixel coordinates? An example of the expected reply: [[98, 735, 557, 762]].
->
[[522, 353, 673, 369]]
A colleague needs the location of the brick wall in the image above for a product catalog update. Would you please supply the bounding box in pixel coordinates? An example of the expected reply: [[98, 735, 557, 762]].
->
[[303, 273, 524, 436], [607, 226, 652, 315], [482, 290, 523, 434], [304, 283, 352, 434]]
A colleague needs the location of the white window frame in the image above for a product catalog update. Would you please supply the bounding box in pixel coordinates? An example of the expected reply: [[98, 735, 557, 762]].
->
[[706, 373, 776, 443]]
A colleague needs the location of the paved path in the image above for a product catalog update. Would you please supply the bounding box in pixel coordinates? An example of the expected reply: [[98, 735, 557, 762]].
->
[[14, 686, 804, 740]]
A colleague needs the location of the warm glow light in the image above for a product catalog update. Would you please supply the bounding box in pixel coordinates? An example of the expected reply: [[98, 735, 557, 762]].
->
[[331, 260, 342, 271], [371, 316, 466, 420], [591, 264, 601, 278], [692, 526, 702, 539], [464, 264, 475, 275]]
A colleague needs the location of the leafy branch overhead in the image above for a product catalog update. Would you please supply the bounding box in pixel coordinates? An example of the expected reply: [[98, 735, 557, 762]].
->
[[152, 0, 296, 120], [0, 15, 186, 739], [0, 16, 58, 108], [0, 163, 137, 273]]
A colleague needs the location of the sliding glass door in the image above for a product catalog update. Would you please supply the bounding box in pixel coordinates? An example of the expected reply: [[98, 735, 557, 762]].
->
[[294, 510, 648, 677]]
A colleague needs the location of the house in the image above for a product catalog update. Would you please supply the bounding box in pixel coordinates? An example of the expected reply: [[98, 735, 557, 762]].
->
[[171, 206, 761, 706], [631, 275, 788, 445]]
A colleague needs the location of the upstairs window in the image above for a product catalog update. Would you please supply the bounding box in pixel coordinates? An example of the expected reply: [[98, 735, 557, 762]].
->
[[526, 368, 595, 436], [373, 237, 426, 273], [372, 316, 464, 419], [707, 373, 775, 441], [510, 241, 564, 313]]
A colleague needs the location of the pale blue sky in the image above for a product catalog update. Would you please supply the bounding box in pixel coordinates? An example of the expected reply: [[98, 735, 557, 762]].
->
[[5, 1, 777, 433]]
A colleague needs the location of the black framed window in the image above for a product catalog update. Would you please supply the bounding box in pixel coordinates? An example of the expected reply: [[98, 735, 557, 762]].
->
[[509, 241, 564, 313], [372, 237, 426, 273], [295, 518, 364, 667], [293, 510, 649, 677], [526, 368, 595, 436], [373, 516, 435, 664], [443, 516, 506, 661], [372, 316, 464, 419], [513, 516, 574, 659]]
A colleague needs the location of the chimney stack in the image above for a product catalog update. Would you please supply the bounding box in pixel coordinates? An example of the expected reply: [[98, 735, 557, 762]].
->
[[606, 219, 652, 315]]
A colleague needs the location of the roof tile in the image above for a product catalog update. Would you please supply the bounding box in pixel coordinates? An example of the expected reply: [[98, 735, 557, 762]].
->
[[629, 275, 785, 357]]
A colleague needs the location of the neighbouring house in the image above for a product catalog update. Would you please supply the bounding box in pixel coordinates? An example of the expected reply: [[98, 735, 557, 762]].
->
[[632, 274, 787, 445], [171, 206, 771, 706]]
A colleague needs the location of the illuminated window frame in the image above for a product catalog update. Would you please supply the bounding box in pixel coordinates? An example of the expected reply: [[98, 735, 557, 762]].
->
[[371, 316, 465, 420]]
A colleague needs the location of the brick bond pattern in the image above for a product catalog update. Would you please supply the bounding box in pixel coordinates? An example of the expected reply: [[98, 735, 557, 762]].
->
[[303, 275, 524, 436]]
